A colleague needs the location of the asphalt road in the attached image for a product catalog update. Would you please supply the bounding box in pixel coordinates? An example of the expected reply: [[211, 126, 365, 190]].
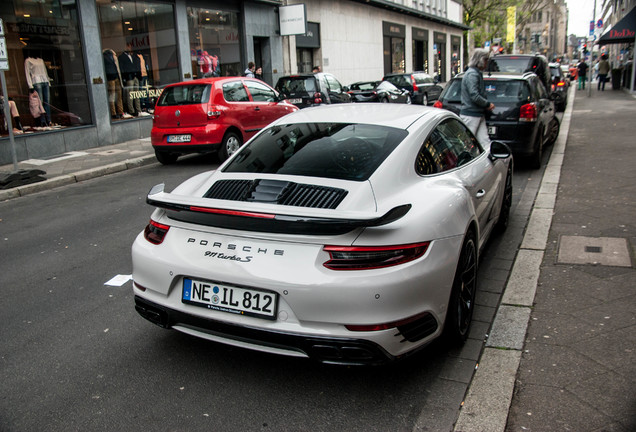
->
[[0, 139, 554, 431]]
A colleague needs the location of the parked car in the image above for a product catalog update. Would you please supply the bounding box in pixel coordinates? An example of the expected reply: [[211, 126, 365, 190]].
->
[[347, 80, 412, 104], [151, 77, 298, 164], [549, 62, 569, 111], [382, 72, 443, 105], [132, 103, 513, 365], [274, 73, 351, 109], [433, 72, 560, 168], [488, 54, 551, 93]]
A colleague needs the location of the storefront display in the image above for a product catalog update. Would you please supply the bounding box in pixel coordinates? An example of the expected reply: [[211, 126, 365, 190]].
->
[[0, 0, 92, 137], [97, 0, 179, 121], [187, 8, 241, 79]]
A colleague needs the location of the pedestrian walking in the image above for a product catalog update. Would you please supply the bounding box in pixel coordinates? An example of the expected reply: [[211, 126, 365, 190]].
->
[[460, 48, 495, 147], [597, 54, 610, 91], [577, 60, 588, 90], [244, 62, 255, 78]]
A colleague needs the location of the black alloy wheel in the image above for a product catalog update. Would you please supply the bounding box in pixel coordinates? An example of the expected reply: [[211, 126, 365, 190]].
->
[[155, 150, 178, 165], [547, 117, 560, 146], [495, 165, 513, 232], [444, 230, 478, 345]]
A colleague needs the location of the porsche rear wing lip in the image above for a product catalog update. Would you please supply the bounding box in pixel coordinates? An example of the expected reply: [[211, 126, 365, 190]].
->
[[146, 183, 411, 235]]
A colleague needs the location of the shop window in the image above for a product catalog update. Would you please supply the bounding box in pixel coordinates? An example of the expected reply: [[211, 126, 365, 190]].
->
[[97, 0, 179, 120], [0, 0, 91, 137], [187, 8, 241, 79]]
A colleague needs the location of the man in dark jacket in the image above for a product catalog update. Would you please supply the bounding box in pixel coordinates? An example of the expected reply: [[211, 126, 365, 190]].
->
[[577, 60, 589, 90], [460, 48, 495, 147]]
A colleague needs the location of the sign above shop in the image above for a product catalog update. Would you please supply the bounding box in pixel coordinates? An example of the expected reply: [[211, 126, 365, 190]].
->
[[279, 4, 307, 36]]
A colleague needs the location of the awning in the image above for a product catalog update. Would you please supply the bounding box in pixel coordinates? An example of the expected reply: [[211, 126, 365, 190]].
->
[[598, 6, 636, 45]]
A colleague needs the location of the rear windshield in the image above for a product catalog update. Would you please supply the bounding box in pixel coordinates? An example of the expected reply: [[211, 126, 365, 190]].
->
[[350, 82, 377, 91], [549, 66, 561, 78], [157, 84, 210, 106], [223, 123, 408, 181], [488, 57, 533, 74], [276, 77, 317, 95], [484, 80, 531, 103]]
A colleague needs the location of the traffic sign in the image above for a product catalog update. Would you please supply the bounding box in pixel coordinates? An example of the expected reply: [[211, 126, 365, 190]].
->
[[597, 19, 603, 28]]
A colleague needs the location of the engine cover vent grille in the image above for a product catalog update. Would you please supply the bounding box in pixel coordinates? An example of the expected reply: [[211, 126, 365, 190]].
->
[[204, 179, 348, 210]]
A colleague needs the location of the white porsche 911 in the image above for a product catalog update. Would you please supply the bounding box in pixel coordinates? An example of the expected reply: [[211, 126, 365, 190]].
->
[[132, 104, 513, 365]]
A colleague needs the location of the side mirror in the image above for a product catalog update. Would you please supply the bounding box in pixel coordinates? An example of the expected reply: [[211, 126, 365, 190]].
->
[[489, 140, 512, 161], [342, 86, 349, 93]]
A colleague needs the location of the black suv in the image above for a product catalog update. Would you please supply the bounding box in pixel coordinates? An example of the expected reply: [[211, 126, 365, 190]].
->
[[433, 72, 560, 168], [274, 73, 351, 109], [382, 72, 443, 105], [549, 62, 569, 111]]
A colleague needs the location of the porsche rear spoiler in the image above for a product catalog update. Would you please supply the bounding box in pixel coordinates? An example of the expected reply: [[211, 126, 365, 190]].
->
[[146, 184, 411, 235]]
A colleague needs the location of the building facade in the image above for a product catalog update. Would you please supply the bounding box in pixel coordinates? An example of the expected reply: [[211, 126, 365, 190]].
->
[[517, 0, 568, 60], [0, 0, 465, 165]]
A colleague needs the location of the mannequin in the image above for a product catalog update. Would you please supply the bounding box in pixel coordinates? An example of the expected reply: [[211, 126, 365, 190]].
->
[[24, 56, 51, 125], [118, 43, 142, 116], [29, 88, 48, 127], [137, 53, 151, 114], [0, 96, 23, 133], [103, 49, 126, 119]]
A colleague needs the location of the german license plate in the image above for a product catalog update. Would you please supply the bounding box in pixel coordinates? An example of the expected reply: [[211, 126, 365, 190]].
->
[[487, 126, 497, 135], [167, 134, 191, 143], [288, 98, 302, 104], [182, 278, 277, 320]]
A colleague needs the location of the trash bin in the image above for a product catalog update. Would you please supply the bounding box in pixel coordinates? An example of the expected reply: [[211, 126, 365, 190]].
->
[[612, 69, 622, 90]]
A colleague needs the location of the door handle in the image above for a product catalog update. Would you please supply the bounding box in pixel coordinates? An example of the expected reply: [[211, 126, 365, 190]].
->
[[254, 107, 261, 111], [475, 189, 486, 198]]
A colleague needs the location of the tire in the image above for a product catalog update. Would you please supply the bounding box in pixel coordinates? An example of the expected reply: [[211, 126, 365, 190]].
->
[[405, 95, 412, 104], [154, 150, 178, 165], [495, 165, 513, 233], [422, 93, 429, 106], [547, 117, 560, 146], [381, 97, 389, 103], [218, 131, 242, 162], [529, 130, 543, 169], [444, 230, 478, 345]]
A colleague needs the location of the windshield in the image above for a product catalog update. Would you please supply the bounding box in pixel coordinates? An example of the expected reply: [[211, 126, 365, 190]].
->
[[276, 77, 317, 95], [488, 57, 533, 74], [157, 84, 210, 106], [223, 123, 408, 181]]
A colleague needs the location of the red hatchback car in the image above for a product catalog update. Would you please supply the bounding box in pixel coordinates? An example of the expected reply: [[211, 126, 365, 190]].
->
[[151, 77, 298, 164]]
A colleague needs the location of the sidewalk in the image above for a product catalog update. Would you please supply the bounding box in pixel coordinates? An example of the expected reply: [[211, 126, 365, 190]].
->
[[456, 85, 636, 431], [0, 137, 156, 201]]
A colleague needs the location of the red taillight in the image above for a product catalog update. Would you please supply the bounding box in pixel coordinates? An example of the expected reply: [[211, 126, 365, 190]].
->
[[323, 242, 430, 271], [411, 75, 419, 92], [207, 105, 222, 119], [433, 100, 443, 109], [345, 312, 432, 332], [556, 81, 566, 87], [519, 103, 538, 122], [144, 220, 170, 245], [313, 92, 323, 104]]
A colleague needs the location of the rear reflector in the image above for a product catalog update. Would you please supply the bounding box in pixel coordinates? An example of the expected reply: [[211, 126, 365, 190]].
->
[[433, 100, 443, 109], [323, 242, 430, 270], [345, 312, 431, 332]]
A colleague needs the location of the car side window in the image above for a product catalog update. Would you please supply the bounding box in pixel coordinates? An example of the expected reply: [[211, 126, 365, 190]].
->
[[223, 81, 250, 102], [245, 81, 277, 102], [415, 119, 482, 176], [325, 75, 342, 93]]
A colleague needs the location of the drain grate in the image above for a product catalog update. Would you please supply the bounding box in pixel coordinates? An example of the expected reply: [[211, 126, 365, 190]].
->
[[558, 236, 632, 267]]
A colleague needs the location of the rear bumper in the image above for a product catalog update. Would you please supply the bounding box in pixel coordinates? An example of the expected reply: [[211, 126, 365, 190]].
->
[[135, 295, 400, 365], [151, 123, 226, 152], [487, 121, 538, 157]]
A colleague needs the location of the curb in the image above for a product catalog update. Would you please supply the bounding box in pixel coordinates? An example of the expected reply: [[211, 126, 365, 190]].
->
[[0, 154, 157, 202], [453, 84, 575, 432]]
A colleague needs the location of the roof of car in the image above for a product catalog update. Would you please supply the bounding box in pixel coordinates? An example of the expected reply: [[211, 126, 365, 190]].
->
[[270, 103, 443, 130], [165, 76, 263, 87], [451, 72, 538, 81]]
